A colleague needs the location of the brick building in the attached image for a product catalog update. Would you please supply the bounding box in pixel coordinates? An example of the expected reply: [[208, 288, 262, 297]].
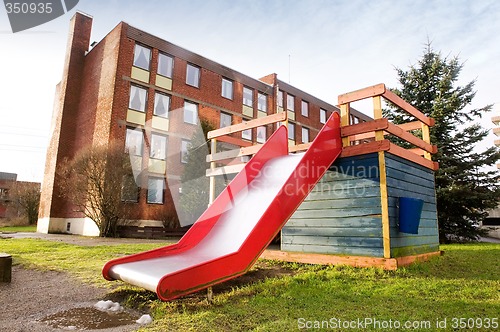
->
[[38, 12, 368, 236], [0, 172, 40, 221]]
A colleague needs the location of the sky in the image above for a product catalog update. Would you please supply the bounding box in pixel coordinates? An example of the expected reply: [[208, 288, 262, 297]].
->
[[0, 0, 499, 182]]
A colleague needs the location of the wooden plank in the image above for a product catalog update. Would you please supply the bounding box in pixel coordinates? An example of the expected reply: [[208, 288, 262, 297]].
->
[[281, 235, 383, 248], [395, 251, 443, 267], [341, 118, 388, 137], [338, 83, 386, 104], [299, 196, 382, 211], [382, 89, 434, 127], [290, 142, 311, 153], [260, 249, 398, 270], [217, 135, 253, 147], [378, 151, 391, 259], [385, 154, 436, 180], [291, 207, 382, 219], [206, 144, 262, 162], [207, 112, 286, 139], [387, 143, 439, 170], [206, 163, 245, 177], [279, 244, 385, 260], [391, 244, 440, 258], [340, 139, 390, 157], [282, 226, 382, 238], [398, 121, 422, 131], [286, 216, 382, 228], [386, 122, 436, 154], [340, 103, 350, 147]]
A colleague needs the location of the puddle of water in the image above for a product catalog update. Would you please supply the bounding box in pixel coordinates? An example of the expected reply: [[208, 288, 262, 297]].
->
[[40, 307, 136, 330]]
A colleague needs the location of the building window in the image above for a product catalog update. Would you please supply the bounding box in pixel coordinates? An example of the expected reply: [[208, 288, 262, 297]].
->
[[302, 127, 310, 143], [243, 87, 253, 107], [150, 134, 167, 160], [220, 112, 232, 128], [125, 128, 143, 156], [181, 140, 191, 163], [222, 78, 233, 99], [320, 108, 327, 124], [183, 101, 198, 125], [129, 85, 147, 112], [301, 101, 309, 117], [147, 177, 164, 204], [258, 93, 267, 112], [154, 92, 170, 118], [278, 90, 284, 108], [242, 122, 252, 141], [288, 122, 295, 140], [158, 53, 173, 78], [121, 175, 138, 202], [287, 94, 295, 112], [186, 63, 200, 87], [133, 44, 151, 71], [257, 126, 266, 143]]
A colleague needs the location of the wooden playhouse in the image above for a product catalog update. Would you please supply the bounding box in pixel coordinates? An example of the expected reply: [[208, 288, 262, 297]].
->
[[208, 84, 441, 270]]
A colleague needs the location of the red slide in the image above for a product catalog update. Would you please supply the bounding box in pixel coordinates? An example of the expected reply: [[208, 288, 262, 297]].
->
[[103, 113, 341, 301]]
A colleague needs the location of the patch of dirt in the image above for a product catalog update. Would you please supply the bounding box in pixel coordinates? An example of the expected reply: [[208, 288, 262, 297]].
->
[[0, 266, 142, 332]]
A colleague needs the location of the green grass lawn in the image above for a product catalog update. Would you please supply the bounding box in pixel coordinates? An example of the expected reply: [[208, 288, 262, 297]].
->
[[1, 238, 499, 331], [0, 225, 37, 233]]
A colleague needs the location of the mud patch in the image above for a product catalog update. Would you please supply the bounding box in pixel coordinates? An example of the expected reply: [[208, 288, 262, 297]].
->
[[40, 307, 136, 330]]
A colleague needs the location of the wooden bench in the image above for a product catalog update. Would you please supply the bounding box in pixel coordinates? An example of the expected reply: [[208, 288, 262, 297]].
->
[[117, 226, 191, 239], [0, 253, 12, 283]]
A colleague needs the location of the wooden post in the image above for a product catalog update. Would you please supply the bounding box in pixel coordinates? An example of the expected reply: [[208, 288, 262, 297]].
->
[[208, 138, 217, 206], [373, 96, 391, 258], [421, 123, 432, 160], [0, 253, 12, 283], [207, 138, 218, 303], [340, 103, 350, 147]]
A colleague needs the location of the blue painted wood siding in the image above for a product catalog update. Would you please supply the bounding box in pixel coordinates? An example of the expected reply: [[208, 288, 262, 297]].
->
[[282, 154, 384, 257], [282, 152, 439, 258], [385, 154, 439, 257]]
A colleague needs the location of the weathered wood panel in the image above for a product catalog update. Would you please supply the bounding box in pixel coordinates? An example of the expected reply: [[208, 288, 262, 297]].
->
[[283, 154, 384, 257], [385, 154, 439, 257]]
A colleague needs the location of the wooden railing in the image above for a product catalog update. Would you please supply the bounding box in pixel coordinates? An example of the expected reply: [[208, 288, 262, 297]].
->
[[338, 83, 438, 170], [206, 111, 287, 204]]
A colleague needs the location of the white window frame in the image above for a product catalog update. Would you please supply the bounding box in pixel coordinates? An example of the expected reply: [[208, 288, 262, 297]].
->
[[125, 128, 143, 156], [133, 44, 151, 71], [258, 93, 267, 112], [257, 126, 266, 143], [183, 101, 198, 125], [320, 108, 327, 124], [243, 87, 253, 107], [288, 122, 295, 140], [129, 85, 147, 112], [147, 177, 164, 204], [220, 112, 232, 128], [278, 90, 284, 108], [222, 78, 233, 99], [302, 127, 310, 143], [301, 100, 309, 117], [287, 94, 295, 112], [186, 63, 200, 87], [158, 53, 173, 78], [153, 92, 170, 118], [150, 134, 167, 160]]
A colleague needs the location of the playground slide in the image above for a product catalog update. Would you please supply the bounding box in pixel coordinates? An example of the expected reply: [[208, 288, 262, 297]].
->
[[102, 113, 341, 301]]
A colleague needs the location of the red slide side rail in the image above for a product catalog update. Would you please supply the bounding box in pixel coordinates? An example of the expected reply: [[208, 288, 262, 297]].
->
[[103, 113, 341, 301]]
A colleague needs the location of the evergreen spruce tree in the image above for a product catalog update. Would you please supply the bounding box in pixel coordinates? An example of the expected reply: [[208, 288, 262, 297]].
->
[[385, 44, 500, 242]]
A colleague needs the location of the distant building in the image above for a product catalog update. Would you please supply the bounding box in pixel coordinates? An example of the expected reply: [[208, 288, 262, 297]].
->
[[483, 113, 500, 239], [0, 172, 40, 221], [38, 12, 369, 236]]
